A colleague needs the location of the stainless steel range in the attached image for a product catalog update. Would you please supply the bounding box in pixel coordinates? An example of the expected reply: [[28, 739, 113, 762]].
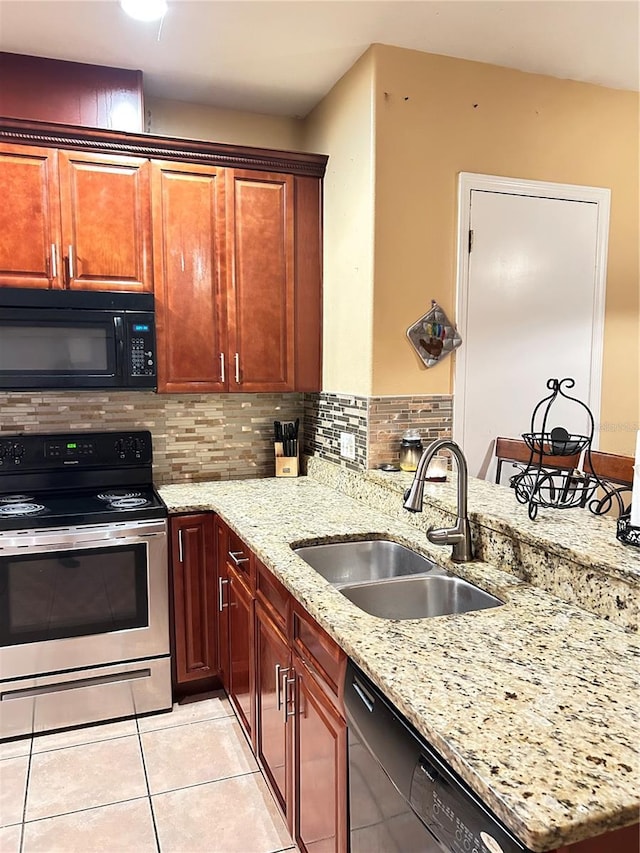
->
[[0, 430, 171, 740]]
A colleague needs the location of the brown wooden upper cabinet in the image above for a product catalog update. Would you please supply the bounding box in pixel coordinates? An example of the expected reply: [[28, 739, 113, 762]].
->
[[153, 164, 320, 393], [0, 142, 152, 292], [151, 160, 226, 393], [0, 143, 61, 289], [225, 170, 295, 392]]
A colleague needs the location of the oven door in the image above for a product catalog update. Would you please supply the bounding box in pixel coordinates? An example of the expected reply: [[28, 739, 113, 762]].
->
[[0, 520, 168, 681]]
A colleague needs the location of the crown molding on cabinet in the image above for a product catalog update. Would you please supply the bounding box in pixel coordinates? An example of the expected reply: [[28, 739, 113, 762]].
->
[[0, 116, 328, 178]]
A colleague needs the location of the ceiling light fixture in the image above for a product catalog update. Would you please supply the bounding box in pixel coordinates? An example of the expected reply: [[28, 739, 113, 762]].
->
[[120, 0, 167, 22]]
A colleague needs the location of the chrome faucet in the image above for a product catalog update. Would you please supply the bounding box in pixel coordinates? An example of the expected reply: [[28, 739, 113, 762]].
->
[[403, 439, 473, 563]]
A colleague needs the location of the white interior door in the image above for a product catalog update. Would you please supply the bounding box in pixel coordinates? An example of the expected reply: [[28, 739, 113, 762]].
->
[[454, 177, 609, 484]]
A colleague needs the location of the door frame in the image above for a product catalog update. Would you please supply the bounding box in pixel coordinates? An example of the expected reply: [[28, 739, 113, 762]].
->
[[453, 172, 611, 453]]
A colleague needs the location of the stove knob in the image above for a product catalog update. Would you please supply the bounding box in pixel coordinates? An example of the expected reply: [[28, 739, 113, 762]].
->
[[114, 439, 126, 459], [12, 443, 25, 458]]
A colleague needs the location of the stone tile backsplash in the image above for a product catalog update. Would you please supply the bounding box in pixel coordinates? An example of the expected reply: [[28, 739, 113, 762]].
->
[[0, 392, 304, 485], [303, 393, 368, 470], [367, 394, 453, 469], [303, 392, 453, 470]]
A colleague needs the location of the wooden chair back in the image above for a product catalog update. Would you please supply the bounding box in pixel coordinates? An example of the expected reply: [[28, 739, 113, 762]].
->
[[494, 437, 580, 484], [584, 451, 634, 486]]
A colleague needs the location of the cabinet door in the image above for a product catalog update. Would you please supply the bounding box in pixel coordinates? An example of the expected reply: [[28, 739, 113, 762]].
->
[[151, 161, 227, 392], [170, 514, 218, 686], [226, 170, 295, 392], [227, 563, 255, 741], [58, 151, 152, 292], [293, 654, 348, 853], [0, 143, 62, 289], [216, 517, 231, 691], [255, 602, 293, 825]]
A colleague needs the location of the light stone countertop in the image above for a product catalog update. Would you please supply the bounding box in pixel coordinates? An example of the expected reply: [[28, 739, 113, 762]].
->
[[159, 476, 640, 853], [363, 466, 639, 585]]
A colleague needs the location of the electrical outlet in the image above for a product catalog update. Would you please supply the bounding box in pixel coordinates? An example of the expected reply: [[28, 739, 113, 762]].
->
[[340, 432, 356, 460]]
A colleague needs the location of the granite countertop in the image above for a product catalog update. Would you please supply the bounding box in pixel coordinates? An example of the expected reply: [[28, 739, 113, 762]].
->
[[363, 466, 639, 586], [159, 476, 640, 852]]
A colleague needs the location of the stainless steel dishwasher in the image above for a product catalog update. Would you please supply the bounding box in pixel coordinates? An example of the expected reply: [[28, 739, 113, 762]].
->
[[345, 660, 532, 853]]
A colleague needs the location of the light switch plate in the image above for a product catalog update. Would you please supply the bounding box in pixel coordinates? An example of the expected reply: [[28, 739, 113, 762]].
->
[[340, 432, 356, 460]]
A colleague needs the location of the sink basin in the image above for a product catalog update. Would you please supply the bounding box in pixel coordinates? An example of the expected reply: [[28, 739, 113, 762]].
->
[[293, 538, 503, 620], [294, 539, 439, 586], [340, 575, 503, 621]]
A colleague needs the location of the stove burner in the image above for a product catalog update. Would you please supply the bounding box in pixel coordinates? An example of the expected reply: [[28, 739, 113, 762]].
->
[[109, 497, 150, 509], [96, 490, 143, 502], [0, 494, 35, 504], [0, 502, 46, 517]]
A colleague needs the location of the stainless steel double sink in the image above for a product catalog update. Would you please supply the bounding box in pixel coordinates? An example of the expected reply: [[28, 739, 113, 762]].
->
[[293, 539, 503, 620]]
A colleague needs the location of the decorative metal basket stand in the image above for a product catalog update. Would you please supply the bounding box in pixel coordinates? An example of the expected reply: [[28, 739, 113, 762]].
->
[[512, 378, 606, 520]]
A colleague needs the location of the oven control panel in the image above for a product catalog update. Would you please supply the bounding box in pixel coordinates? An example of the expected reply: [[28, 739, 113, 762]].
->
[[45, 439, 97, 460], [0, 431, 153, 471]]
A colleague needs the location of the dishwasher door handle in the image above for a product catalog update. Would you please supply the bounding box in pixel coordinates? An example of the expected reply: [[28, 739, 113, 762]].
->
[[352, 679, 375, 713]]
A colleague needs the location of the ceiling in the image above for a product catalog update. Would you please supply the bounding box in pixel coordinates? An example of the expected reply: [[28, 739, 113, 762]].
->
[[0, 1, 638, 118]]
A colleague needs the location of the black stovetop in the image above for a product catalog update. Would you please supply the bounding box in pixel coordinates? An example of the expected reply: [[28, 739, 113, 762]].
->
[[0, 430, 167, 531], [0, 486, 167, 531]]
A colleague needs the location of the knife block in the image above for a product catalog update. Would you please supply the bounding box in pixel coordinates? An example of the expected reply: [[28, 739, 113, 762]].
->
[[274, 443, 299, 478]]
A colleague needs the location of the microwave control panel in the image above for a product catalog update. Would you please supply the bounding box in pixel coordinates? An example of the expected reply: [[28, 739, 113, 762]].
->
[[128, 319, 156, 378]]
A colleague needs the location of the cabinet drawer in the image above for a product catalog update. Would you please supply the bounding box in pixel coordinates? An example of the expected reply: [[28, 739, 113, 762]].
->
[[292, 602, 346, 700], [226, 529, 254, 587], [256, 559, 290, 634]]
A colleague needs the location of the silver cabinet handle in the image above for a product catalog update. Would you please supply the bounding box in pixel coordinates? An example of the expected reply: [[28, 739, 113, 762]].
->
[[234, 352, 240, 384], [276, 665, 290, 716], [285, 670, 297, 719], [68, 245, 75, 280], [50, 244, 58, 279], [220, 352, 225, 383], [218, 577, 229, 611], [228, 550, 249, 566], [178, 529, 184, 563]]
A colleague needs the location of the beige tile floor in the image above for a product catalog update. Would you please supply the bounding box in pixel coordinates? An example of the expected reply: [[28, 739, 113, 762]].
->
[[0, 693, 296, 853]]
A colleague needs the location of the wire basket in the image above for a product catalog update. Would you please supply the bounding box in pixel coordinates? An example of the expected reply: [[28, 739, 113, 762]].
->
[[616, 513, 640, 548], [512, 378, 605, 521]]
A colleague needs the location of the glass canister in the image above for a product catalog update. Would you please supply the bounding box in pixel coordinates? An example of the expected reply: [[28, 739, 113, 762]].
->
[[399, 429, 424, 472]]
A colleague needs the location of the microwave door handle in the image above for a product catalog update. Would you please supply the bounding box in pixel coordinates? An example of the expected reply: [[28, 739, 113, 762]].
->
[[114, 317, 125, 377]]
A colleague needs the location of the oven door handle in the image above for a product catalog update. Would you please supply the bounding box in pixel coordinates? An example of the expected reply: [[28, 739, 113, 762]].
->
[[0, 524, 166, 555]]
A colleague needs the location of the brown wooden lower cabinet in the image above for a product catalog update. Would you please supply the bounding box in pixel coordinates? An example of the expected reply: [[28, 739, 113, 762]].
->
[[292, 652, 348, 853], [226, 562, 255, 741], [255, 601, 293, 822], [169, 514, 219, 694]]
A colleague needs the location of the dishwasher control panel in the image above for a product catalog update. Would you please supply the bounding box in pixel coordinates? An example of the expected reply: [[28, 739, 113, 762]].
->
[[410, 756, 520, 852]]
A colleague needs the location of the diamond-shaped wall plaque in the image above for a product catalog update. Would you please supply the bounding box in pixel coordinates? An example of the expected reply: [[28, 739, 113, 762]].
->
[[406, 300, 462, 368]]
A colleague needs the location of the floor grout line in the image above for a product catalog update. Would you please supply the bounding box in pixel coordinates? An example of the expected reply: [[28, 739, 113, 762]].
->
[[12, 696, 295, 853], [135, 716, 161, 853], [17, 735, 34, 853], [19, 794, 153, 827]]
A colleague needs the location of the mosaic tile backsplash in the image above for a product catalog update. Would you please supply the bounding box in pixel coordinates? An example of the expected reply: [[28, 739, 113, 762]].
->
[[0, 392, 304, 485], [303, 392, 453, 470]]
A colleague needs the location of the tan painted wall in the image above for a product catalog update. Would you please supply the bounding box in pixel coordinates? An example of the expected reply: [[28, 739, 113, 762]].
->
[[370, 45, 639, 454], [303, 49, 376, 396], [146, 96, 304, 150]]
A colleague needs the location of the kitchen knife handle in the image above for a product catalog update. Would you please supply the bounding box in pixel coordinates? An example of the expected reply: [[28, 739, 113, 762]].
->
[[219, 352, 225, 383]]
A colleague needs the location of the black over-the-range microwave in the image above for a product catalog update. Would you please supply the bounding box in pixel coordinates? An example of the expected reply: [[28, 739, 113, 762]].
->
[[0, 288, 157, 391]]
